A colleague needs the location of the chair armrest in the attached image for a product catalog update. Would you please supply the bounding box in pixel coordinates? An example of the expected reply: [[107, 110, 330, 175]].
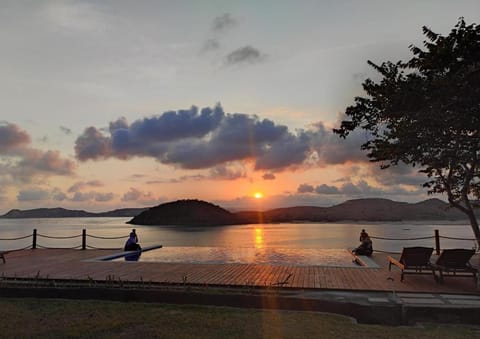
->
[[387, 256, 404, 270]]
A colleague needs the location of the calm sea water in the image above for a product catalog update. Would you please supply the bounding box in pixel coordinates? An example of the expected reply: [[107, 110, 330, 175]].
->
[[0, 218, 477, 254]]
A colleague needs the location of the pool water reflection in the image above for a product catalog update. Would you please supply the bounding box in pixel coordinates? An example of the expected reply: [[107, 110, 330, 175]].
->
[[113, 246, 376, 267]]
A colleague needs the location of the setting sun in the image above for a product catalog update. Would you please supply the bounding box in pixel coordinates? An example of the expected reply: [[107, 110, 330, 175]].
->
[[254, 192, 263, 199]]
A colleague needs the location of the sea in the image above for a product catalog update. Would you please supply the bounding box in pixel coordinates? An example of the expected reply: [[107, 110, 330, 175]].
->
[[0, 218, 477, 254]]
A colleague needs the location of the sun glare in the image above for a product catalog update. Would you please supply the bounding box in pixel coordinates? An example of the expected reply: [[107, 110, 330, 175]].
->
[[254, 192, 263, 199]]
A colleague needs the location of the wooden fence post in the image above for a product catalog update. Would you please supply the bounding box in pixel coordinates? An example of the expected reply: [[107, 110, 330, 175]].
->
[[82, 229, 86, 250], [434, 229, 440, 255], [32, 229, 37, 249]]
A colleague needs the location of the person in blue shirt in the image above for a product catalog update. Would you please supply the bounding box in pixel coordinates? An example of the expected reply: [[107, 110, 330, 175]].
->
[[124, 231, 141, 251]]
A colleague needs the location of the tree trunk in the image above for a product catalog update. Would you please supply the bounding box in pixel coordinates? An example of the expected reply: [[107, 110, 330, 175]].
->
[[448, 198, 480, 248]]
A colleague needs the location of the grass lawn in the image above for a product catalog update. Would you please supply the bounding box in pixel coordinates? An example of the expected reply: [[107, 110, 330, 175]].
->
[[1, 298, 479, 338]]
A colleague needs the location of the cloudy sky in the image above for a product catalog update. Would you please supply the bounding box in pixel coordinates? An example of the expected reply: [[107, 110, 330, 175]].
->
[[0, 1, 478, 213]]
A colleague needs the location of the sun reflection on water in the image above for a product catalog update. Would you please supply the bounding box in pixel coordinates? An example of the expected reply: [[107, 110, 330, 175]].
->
[[254, 227, 264, 249]]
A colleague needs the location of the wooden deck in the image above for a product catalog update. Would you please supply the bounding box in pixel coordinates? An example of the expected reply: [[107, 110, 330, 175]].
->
[[1, 249, 478, 294]]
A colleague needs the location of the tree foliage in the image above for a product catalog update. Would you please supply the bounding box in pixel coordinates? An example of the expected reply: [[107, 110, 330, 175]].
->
[[334, 18, 480, 243]]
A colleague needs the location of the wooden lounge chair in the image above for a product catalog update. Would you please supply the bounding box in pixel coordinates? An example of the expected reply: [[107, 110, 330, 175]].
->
[[388, 246, 435, 282], [432, 248, 478, 283]]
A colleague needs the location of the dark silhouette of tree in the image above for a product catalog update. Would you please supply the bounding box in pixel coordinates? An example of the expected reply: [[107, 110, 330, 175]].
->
[[334, 18, 480, 246]]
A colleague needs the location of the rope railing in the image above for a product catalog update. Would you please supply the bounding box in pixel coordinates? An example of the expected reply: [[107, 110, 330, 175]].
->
[[439, 235, 478, 241], [0, 228, 127, 251], [0, 234, 32, 241], [86, 234, 125, 240], [36, 244, 83, 250], [37, 233, 82, 239], [370, 235, 435, 241], [1, 228, 479, 253], [86, 245, 121, 250]]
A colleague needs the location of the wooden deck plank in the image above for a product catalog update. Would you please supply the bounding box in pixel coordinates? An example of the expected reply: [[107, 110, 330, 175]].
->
[[254, 265, 270, 286], [218, 264, 238, 285], [208, 265, 233, 285], [232, 264, 247, 286], [0, 249, 478, 294], [315, 266, 324, 288]]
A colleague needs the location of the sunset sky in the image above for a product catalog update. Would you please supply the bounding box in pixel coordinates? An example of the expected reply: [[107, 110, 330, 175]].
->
[[1, 1, 479, 214]]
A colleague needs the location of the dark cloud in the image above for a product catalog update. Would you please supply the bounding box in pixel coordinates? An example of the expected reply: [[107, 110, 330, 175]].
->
[[297, 179, 418, 199], [297, 184, 314, 193], [75, 105, 313, 172], [164, 114, 285, 169], [164, 114, 294, 169], [74, 105, 412, 175], [340, 182, 362, 195], [68, 180, 103, 193], [121, 188, 140, 201], [0, 123, 30, 153], [262, 173, 276, 180], [59, 126, 72, 135], [340, 180, 420, 196], [121, 188, 161, 206], [75, 126, 112, 161], [17, 149, 76, 176], [212, 13, 237, 32], [108, 106, 224, 161], [69, 191, 113, 202], [224, 46, 266, 66], [51, 188, 67, 201], [369, 164, 426, 187], [255, 131, 310, 170], [109, 117, 129, 132], [310, 121, 369, 165], [17, 188, 50, 201], [208, 165, 246, 180], [94, 192, 114, 202], [315, 184, 340, 194], [33, 186, 114, 203], [71, 191, 95, 202], [201, 14, 236, 54], [128, 106, 223, 142], [0, 125, 76, 182]]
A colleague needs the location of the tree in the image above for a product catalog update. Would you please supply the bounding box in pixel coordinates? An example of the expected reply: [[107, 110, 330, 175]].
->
[[334, 18, 480, 246]]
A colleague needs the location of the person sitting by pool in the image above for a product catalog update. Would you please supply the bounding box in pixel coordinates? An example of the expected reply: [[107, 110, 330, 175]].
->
[[124, 231, 141, 251], [131, 229, 138, 243], [352, 233, 373, 256], [359, 229, 368, 242]]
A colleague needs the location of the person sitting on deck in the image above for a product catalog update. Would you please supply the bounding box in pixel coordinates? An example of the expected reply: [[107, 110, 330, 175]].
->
[[352, 233, 373, 256], [131, 229, 138, 243], [124, 231, 141, 251], [359, 229, 368, 242]]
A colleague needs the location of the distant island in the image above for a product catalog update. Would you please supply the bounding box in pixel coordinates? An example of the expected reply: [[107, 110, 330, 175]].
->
[[129, 198, 472, 226], [0, 207, 148, 219], [1, 198, 475, 225], [128, 200, 240, 226]]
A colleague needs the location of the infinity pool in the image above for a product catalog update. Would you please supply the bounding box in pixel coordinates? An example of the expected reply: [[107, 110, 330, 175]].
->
[[110, 246, 378, 268]]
